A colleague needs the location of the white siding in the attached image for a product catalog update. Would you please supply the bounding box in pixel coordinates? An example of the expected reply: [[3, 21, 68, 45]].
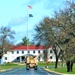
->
[[2, 48, 57, 63]]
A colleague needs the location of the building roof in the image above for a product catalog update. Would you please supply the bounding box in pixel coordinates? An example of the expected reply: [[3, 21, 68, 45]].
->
[[11, 45, 44, 51]]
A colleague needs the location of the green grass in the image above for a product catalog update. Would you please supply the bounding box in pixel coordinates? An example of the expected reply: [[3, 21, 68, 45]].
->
[[49, 66, 75, 74], [0, 63, 25, 70], [38, 62, 46, 66], [38, 62, 75, 74], [38, 62, 55, 66], [48, 63, 75, 74]]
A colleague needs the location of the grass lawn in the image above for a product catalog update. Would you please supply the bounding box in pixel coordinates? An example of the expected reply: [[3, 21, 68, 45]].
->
[[38, 62, 54, 67], [0, 63, 25, 70], [48, 63, 75, 74], [49, 66, 75, 74], [38, 62, 75, 74]]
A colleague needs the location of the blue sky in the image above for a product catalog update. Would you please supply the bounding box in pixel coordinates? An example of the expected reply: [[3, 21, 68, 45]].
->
[[0, 0, 68, 45]]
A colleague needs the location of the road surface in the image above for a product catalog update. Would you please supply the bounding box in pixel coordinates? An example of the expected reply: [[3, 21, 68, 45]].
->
[[0, 68, 61, 75]]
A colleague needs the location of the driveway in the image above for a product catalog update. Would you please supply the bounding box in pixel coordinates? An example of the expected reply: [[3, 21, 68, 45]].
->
[[0, 68, 61, 75]]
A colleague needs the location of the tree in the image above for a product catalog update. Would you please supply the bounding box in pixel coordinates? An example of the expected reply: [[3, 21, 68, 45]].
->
[[34, 1, 75, 69], [55, 1, 75, 71], [0, 26, 15, 59], [17, 36, 31, 46], [34, 17, 62, 68]]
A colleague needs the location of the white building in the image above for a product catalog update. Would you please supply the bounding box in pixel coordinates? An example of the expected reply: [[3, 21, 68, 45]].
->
[[2, 46, 56, 63]]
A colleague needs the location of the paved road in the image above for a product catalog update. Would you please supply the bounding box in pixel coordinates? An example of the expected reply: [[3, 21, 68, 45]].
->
[[0, 68, 61, 75]]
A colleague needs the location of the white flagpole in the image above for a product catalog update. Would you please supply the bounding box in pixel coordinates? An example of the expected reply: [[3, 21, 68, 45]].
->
[[26, 5, 32, 52], [27, 5, 29, 52]]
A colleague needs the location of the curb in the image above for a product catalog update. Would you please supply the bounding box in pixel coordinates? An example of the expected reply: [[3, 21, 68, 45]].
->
[[43, 68, 75, 75], [0, 68, 13, 72], [43, 68, 63, 75]]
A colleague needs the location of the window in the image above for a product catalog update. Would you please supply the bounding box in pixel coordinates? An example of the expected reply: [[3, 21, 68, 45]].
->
[[43, 50, 45, 53], [17, 51, 19, 54], [22, 51, 24, 54], [50, 50, 53, 53], [50, 56, 52, 59], [28, 51, 30, 53], [33, 51, 35, 53], [38, 50, 40, 53], [12, 51, 14, 54], [5, 57, 7, 60]]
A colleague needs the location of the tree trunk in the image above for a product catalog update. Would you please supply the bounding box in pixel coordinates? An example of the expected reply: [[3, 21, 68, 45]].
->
[[55, 56, 58, 68], [0, 56, 2, 64], [0, 56, 2, 59], [66, 61, 73, 72]]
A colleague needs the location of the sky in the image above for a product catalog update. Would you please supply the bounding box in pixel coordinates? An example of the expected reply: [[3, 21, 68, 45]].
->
[[0, 0, 71, 45]]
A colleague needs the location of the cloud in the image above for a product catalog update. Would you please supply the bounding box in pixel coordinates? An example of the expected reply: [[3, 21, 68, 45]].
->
[[8, 17, 27, 26], [13, 28, 35, 44], [4, 0, 67, 45], [44, 0, 65, 11], [28, 0, 41, 5]]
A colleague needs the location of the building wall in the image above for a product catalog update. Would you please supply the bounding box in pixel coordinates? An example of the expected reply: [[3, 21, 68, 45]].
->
[[3, 49, 44, 63], [2, 47, 59, 63], [47, 48, 56, 62]]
